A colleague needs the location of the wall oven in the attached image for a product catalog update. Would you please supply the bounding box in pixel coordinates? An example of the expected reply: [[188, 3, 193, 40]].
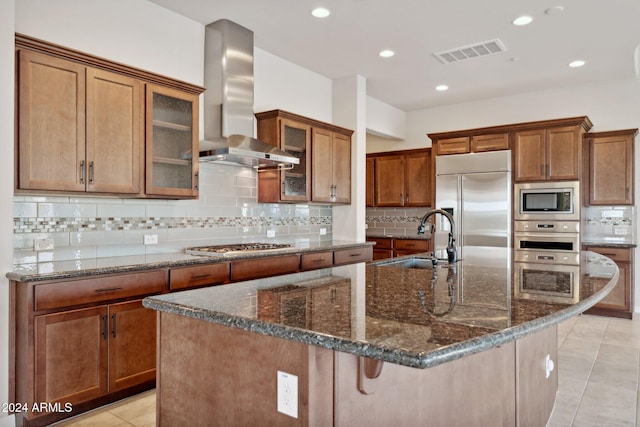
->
[[514, 181, 579, 221], [514, 215, 581, 302], [513, 262, 580, 304]]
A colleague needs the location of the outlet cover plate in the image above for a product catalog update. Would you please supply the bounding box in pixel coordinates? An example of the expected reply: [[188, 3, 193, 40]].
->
[[277, 370, 298, 418]]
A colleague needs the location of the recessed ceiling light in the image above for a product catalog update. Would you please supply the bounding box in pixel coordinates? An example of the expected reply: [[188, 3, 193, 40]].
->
[[569, 60, 585, 68], [512, 15, 533, 26], [379, 50, 395, 58], [311, 7, 330, 18], [435, 85, 449, 92], [545, 6, 565, 15]]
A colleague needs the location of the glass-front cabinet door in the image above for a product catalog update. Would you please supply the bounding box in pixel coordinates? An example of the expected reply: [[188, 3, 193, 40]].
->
[[279, 119, 311, 201], [146, 84, 199, 198]]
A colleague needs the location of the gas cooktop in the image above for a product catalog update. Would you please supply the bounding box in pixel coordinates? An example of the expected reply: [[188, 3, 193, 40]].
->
[[185, 243, 294, 257]]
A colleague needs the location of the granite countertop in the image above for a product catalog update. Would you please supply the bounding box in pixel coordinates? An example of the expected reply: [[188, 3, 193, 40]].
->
[[6, 240, 373, 283], [581, 241, 637, 248], [143, 250, 618, 369], [366, 233, 431, 240]]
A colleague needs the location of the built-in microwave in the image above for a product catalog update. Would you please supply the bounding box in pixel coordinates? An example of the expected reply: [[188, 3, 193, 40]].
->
[[514, 181, 579, 221]]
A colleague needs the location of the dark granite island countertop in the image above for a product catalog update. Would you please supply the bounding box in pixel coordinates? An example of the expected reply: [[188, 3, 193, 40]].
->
[[143, 250, 618, 426], [144, 250, 617, 369]]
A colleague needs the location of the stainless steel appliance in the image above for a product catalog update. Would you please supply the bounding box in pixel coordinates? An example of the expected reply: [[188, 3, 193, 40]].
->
[[186, 243, 293, 257], [198, 19, 299, 169], [513, 262, 580, 304], [514, 181, 579, 221], [434, 150, 511, 263]]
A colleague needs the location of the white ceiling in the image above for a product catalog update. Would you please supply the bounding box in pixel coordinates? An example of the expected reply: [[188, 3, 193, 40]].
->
[[148, 0, 640, 112]]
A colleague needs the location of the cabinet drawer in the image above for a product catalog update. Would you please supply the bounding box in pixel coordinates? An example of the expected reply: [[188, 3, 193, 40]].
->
[[170, 263, 230, 290], [231, 255, 300, 282], [367, 237, 393, 249], [301, 251, 334, 270], [585, 247, 632, 263], [393, 239, 429, 252], [34, 270, 168, 311], [437, 137, 470, 155], [334, 247, 373, 265]]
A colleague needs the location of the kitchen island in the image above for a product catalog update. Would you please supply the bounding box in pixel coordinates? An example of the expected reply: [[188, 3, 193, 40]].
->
[[143, 250, 618, 427]]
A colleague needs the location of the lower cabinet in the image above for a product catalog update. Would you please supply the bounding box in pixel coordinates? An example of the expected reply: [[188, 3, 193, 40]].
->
[[585, 246, 634, 319], [367, 237, 431, 260], [34, 300, 156, 406]]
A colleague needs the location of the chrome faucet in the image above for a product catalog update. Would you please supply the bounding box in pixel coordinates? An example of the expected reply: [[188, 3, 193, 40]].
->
[[417, 209, 457, 264]]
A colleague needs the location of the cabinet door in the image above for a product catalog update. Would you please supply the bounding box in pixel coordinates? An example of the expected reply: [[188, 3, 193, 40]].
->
[[546, 126, 580, 181], [404, 151, 431, 207], [436, 137, 470, 155], [146, 84, 199, 198], [108, 299, 156, 392], [366, 157, 375, 207], [311, 127, 333, 202], [18, 50, 86, 192], [589, 134, 634, 205], [514, 129, 546, 182], [280, 119, 311, 201], [332, 133, 352, 204], [35, 306, 108, 405], [471, 133, 509, 152], [86, 68, 142, 194], [374, 155, 405, 206]]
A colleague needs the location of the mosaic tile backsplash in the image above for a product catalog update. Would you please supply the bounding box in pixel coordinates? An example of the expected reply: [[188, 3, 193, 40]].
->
[[583, 205, 636, 243], [13, 163, 333, 266], [365, 207, 429, 236]]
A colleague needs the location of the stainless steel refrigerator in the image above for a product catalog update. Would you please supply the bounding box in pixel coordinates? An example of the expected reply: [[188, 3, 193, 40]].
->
[[433, 150, 511, 266]]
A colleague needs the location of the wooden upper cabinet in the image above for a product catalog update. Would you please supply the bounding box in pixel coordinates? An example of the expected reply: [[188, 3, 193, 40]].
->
[[15, 34, 204, 198], [86, 68, 142, 194], [437, 137, 470, 155], [257, 109, 352, 204], [514, 129, 546, 181], [471, 133, 509, 153], [145, 84, 199, 198], [370, 149, 431, 208], [374, 154, 405, 206], [366, 157, 375, 207], [404, 150, 431, 206], [586, 129, 637, 205], [18, 50, 87, 192], [312, 128, 351, 204], [513, 118, 591, 182], [432, 133, 509, 156]]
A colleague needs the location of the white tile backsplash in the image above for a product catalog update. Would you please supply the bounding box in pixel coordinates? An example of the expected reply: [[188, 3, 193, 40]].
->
[[12, 163, 333, 267]]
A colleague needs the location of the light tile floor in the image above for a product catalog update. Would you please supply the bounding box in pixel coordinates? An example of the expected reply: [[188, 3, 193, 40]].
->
[[53, 314, 639, 427]]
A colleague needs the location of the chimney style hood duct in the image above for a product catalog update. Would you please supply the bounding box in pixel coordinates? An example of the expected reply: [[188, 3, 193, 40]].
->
[[199, 19, 298, 169]]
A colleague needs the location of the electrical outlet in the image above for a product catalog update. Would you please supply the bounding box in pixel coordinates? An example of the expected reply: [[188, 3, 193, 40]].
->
[[267, 229, 276, 238], [34, 238, 54, 251], [319, 228, 327, 236], [143, 234, 159, 245], [277, 371, 298, 418], [613, 226, 628, 235]]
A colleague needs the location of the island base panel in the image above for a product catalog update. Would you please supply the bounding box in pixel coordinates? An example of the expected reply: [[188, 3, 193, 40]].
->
[[156, 312, 333, 426], [335, 343, 516, 426]]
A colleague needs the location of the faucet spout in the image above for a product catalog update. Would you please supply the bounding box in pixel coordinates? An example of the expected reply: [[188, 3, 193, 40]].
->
[[417, 209, 457, 264]]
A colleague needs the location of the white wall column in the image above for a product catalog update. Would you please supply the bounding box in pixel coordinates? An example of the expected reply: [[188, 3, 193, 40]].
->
[[332, 75, 367, 242], [1, 1, 16, 426]]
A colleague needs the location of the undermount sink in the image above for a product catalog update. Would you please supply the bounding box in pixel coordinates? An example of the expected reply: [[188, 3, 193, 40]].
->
[[377, 257, 436, 269]]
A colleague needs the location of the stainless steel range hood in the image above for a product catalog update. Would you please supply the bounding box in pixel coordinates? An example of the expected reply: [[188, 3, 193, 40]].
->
[[199, 19, 298, 169]]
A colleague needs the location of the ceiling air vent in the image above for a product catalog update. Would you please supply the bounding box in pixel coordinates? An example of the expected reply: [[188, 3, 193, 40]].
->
[[434, 39, 507, 64]]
